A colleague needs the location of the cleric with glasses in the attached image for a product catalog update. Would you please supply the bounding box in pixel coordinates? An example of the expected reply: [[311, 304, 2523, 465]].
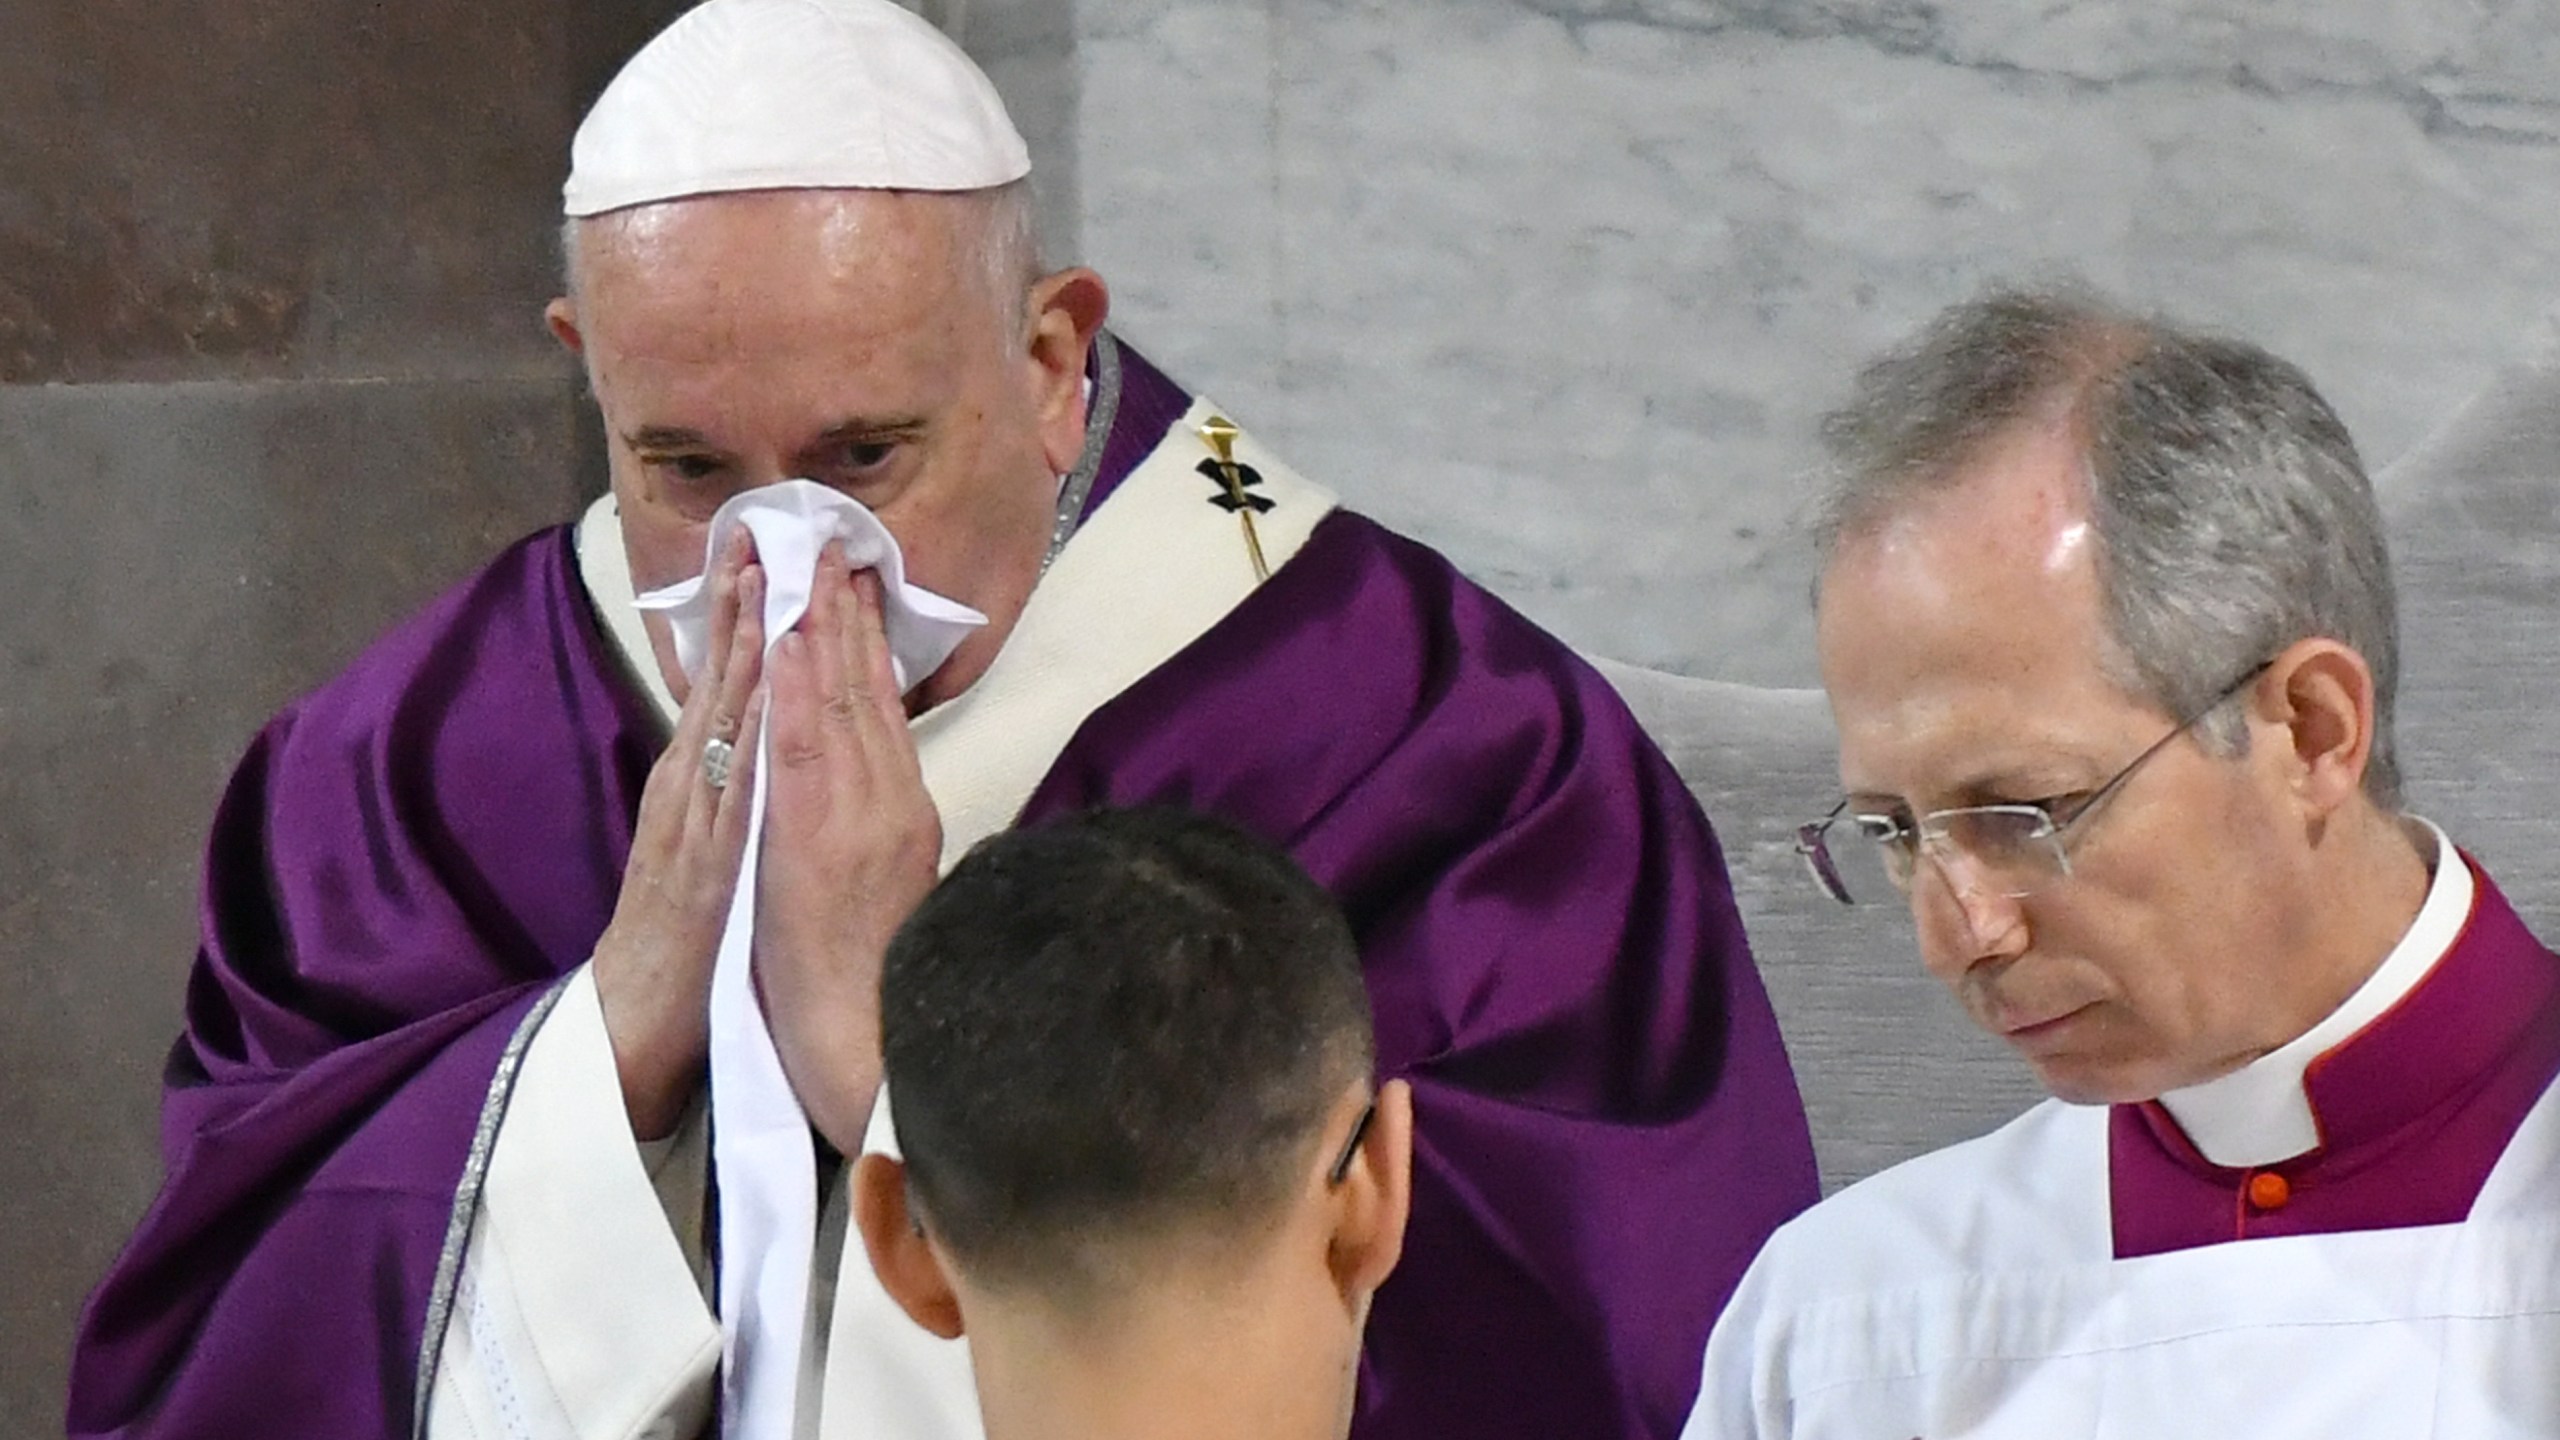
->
[[1682, 289, 2560, 1439]]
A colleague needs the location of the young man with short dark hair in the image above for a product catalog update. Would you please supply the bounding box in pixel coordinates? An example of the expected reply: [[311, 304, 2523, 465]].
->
[[856, 808, 1410, 1440]]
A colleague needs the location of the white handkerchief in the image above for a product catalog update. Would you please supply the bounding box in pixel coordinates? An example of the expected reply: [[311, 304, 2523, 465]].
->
[[625, 481, 981, 1440], [632, 479, 987, 694]]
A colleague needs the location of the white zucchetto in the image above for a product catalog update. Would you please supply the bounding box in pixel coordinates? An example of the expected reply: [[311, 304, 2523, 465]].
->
[[563, 0, 1032, 218]]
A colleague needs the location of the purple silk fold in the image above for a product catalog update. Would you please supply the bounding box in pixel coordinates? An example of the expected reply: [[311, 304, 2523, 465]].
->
[[1020, 511, 1817, 1440], [70, 338, 1815, 1440], [70, 534, 665, 1438]]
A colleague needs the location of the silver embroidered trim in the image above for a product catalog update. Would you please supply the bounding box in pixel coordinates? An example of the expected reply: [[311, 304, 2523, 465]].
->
[[1041, 329, 1125, 576], [411, 977, 573, 1438]]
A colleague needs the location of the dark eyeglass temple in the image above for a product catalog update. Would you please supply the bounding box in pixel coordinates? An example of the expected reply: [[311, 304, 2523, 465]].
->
[[1327, 1098, 1378, 1186], [1795, 816, 1854, 907]]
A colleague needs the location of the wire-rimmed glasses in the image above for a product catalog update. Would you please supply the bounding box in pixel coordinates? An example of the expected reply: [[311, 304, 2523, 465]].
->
[[1796, 661, 2273, 906]]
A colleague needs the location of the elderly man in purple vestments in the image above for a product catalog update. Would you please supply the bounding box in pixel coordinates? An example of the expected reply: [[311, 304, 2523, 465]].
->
[[67, 2, 1816, 1438], [1683, 290, 2560, 1439]]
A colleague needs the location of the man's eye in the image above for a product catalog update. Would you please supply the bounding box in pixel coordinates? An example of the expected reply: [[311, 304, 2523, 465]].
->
[[2026, 791, 2097, 824], [1850, 813, 1912, 846], [834, 440, 897, 472], [641, 453, 726, 483]]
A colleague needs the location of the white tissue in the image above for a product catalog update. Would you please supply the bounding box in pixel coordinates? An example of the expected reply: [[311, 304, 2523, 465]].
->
[[627, 480, 982, 1440], [632, 479, 987, 694]]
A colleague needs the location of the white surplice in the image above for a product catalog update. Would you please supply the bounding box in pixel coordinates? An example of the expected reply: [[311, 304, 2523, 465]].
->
[[1684, 833, 2560, 1439], [1687, 1089, 2560, 1438]]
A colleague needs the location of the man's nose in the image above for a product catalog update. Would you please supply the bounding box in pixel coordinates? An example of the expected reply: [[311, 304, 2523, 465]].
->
[[1910, 850, 2028, 982]]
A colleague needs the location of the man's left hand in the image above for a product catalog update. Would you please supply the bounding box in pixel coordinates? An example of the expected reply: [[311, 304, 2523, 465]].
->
[[757, 545, 945, 1155]]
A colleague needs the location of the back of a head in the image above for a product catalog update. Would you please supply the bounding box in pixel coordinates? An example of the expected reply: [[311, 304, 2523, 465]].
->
[[1816, 286, 2405, 804], [882, 807, 1373, 1304]]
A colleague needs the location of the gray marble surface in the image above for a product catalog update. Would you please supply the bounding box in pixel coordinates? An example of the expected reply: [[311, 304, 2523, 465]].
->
[[1066, 0, 2560, 685], [935, 0, 1086, 265], [1600, 294, 2560, 1191]]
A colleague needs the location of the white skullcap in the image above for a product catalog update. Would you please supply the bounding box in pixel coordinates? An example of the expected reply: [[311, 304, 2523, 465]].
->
[[563, 0, 1031, 218]]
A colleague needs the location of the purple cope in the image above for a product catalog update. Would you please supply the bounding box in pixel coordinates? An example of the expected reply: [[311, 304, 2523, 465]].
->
[[69, 342, 1818, 1440]]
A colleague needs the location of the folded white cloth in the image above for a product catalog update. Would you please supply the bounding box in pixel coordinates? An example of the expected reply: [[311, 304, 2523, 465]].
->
[[629, 480, 983, 1440], [633, 479, 987, 695]]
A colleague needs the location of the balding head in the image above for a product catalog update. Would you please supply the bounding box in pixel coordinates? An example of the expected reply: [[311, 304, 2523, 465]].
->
[[1816, 288, 2402, 805], [1809, 289, 2429, 1107]]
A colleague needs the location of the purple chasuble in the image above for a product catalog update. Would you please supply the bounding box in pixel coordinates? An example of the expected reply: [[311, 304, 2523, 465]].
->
[[70, 338, 1815, 1440], [67, 530, 664, 1438], [2109, 855, 2560, 1258]]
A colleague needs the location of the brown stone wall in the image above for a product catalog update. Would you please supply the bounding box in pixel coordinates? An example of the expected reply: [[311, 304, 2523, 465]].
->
[[0, 6, 648, 385], [0, 2, 680, 1431]]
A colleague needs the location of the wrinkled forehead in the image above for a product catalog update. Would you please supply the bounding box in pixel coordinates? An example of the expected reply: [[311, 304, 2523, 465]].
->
[[572, 189, 978, 321]]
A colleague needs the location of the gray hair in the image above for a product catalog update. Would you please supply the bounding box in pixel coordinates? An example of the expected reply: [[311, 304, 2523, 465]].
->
[[558, 178, 1047, 344], [956, 178, 1047, 345], [1816, 288, 2403, 807]]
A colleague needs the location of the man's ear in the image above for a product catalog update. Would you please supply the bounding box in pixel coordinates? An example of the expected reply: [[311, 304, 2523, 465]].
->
[[1326, 1079, 1413, 1308], [1022, 266, 1112, 476], [544, 297, 586, 358], [2258, 638, 2378, 819], [853, 1153, 966, 1340]]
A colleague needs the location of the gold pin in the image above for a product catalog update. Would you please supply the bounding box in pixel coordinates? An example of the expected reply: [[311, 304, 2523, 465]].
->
[[1198, 415, 1271, 582]]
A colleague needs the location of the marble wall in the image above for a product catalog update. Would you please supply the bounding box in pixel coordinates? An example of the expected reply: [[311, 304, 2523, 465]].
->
[[1073, 0, 2560, 685]]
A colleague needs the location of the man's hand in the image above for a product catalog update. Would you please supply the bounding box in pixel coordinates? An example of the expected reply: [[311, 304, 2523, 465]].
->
[[758, 547, 944, 1155], [594, 531, 766, 1140]]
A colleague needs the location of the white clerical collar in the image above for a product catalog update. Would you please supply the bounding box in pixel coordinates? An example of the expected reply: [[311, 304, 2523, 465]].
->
[[2155, 817, 2472, 1168]]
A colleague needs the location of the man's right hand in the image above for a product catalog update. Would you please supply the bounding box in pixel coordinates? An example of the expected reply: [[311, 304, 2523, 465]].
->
[[593, 531, 767, 1139]]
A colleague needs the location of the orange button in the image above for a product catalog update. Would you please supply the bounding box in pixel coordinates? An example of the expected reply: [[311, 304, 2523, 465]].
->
[[2247, 1172, 2292, 1211]]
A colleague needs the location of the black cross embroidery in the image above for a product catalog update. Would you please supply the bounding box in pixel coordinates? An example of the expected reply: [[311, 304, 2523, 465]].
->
[[1197, 457, 1275, 514]]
